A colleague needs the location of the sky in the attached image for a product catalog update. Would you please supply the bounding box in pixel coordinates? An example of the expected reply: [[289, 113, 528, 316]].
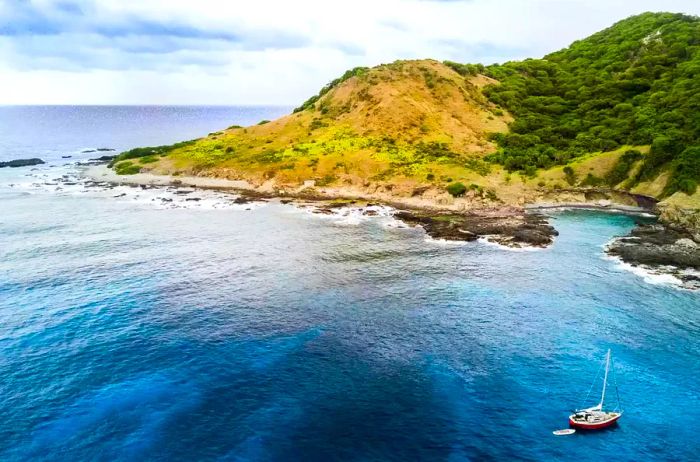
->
[[0, 0, 698, 105]]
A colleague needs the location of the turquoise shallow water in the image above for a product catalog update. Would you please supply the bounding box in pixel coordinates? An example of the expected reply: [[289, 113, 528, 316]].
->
[[1, 107, 699, 461]]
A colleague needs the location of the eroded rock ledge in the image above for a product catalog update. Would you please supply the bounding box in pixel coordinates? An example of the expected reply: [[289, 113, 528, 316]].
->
[[607, 223, 700, 289], [394, 208, 558, 248], [607, 224, 700, 267]]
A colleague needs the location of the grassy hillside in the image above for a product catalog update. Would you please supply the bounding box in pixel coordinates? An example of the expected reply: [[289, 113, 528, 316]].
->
[[114, 60, 509, 196]]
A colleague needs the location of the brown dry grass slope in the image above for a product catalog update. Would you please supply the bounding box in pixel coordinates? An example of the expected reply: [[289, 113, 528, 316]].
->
[[139, 60, 512, 195]]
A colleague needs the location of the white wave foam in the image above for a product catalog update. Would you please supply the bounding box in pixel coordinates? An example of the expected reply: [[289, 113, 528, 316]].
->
[[423, 235, 468, 247], [381, 217, 413, 230], [332, 205, 395, 226], [477, 236, 547, 252], [601, 238, 698, 290], [5, 165, 265, 211], [603, 253, 685, 287], [293, 203, 400, 227]]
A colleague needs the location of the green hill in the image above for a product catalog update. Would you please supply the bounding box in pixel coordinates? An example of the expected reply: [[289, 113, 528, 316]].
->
[[482, 12, 700, 197], [109, 12, 700, 220]]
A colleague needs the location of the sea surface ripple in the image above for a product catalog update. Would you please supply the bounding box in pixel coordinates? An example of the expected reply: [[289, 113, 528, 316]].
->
[[1, 106, 698, 461]]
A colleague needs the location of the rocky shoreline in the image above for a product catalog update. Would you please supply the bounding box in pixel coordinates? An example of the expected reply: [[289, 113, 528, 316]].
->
[[73, 163, 700, 281], [606, 223, 700, 289], [11, 161, 700, 288], [81, 164, 561, 248]]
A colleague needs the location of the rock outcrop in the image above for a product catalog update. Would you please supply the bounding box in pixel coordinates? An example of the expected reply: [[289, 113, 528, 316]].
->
[[607, 224, 700, 269], [0, 158, 45, 168], [394, 208, 558, 247]]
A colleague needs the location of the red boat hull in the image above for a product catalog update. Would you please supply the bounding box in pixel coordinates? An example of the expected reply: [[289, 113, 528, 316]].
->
[[569, 413, 621, 430]]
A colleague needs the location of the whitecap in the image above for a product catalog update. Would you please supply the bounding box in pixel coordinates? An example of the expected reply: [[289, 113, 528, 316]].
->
[[603, 253, 686, 287], [292, 203, 399, 227], [477, 236, 548, 252], [6, 164, 267, 211], [423, 235, 469, 247]]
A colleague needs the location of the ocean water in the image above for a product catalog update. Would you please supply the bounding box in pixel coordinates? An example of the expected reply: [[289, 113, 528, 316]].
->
[[1, 106, 699, 461]]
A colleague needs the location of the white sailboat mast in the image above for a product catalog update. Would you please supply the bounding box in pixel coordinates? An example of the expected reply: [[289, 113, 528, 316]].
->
[[599, 349, 611, 410]]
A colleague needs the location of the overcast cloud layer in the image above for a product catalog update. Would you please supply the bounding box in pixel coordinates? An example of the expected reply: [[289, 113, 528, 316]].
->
[[0, 0, 699, 105]]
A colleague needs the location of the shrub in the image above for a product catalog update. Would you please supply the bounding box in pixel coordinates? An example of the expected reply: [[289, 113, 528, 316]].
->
[[309, 118, 327, 131], [524, 165, 538, 177], [114, 161, 141, 175], [464, 158, 491, 176], [316, 174, 337, 186], [664, 146, 700, 196], [109, 140, 197, 166], [606, 149, 643, 186], [563, 166, 577, 185], [637, 134, 684, 181], [293, 66, 369, 112], [581, 173, 605, 187], [225, 146, 234, 154], [468, 183, 483, 194], [446, 182, 467, 197], [257, 120, 270, 125], [426, 173, 435, 181], [678, 179, 698, 195], [414, 141, 458, 161], [485, 189, 499, 201], [256, 150, 283, 163], [443, 61, 485, 77], [139, 155, 159, 164]]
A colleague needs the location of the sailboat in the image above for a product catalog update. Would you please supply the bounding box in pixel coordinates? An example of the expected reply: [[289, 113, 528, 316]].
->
[[568, 349, 623, 430]]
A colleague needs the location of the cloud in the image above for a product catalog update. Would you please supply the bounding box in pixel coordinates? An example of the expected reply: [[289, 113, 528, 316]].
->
[[0, 0, 698, 104]]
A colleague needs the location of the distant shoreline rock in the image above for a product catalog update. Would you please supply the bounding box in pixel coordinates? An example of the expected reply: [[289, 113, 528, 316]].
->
[[0, 158, 45, 168], [89, 155, 116, 162], [81, 148, 116, 153]]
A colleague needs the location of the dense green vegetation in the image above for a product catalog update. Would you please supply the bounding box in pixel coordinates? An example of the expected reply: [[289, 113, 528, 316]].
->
[[114, 161, 142, 175], [443, 61, 485, 77], [109, 140, 197, 167], [477, 12, 699, 196]]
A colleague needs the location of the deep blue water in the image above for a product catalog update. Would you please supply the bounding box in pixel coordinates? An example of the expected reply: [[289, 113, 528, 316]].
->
[[1, 106, 699, 461]]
